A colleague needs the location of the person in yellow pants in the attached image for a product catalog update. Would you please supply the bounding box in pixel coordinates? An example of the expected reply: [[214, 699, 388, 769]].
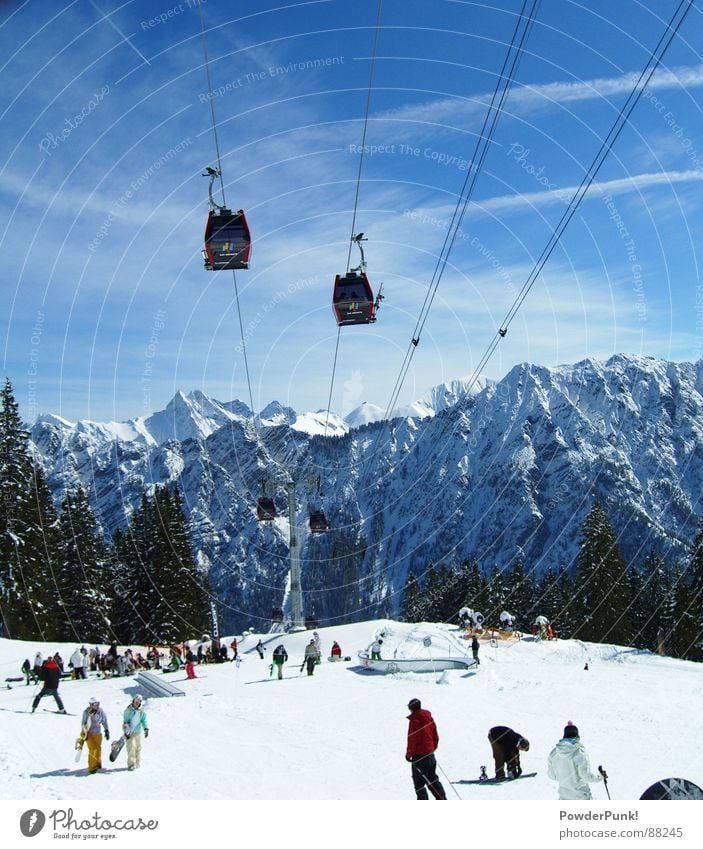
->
[[122, 693, 149, 771], [79, 697, 110, 774]]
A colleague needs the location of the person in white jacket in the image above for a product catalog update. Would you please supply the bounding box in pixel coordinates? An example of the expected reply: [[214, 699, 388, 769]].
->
[[70, 647, 87, 680], [547, 721, 604, 800]]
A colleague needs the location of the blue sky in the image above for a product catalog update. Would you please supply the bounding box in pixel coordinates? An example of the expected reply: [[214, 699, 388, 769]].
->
[[1, 0, 702, 423]]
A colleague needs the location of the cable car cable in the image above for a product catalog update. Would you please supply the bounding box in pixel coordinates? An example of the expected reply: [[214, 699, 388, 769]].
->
[[382, 0, 539, 425], [453, 0, 694, 413], [357, 0, 539, 494], [323, 0, 384, 438], [196, 0, 257, 428]]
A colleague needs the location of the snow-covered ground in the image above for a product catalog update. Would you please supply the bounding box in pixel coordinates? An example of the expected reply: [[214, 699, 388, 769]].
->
[[1, 620, 701, 845]]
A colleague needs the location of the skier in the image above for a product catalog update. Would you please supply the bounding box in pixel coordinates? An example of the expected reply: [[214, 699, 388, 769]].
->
[[255, 640, 265, 659], [330, 641, 342, 660], [185, 647, 197, 680], [230, 638, 238, 661], [271, 644, 288, 679], [370, 638, 383, 660], [312, 631, 322, 664], [122, 693, 149, 771], [79, 697, 109, 774], [487, 726, 530, 779], [21, 658, 32, 685], [406, 698, 446, 800], [32, 652, 43, 680], [302, 639, 319, 676], [547, 721, 604, 800], [31, 656, 66, 714], [471, 635, 480, 665]]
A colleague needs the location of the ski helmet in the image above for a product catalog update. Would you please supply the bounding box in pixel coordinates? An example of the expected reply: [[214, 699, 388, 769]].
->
[[408, 698, 421, 711], [88, 696, 99, 705], [133, 693, 143, 703]]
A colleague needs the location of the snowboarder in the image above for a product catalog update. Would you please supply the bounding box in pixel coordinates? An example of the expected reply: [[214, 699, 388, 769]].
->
[[272, 644, 288, 679], [547, 721, 604, 800], [32, 652, 43, 680], [487, 725, 530, 779], [330, 641, 342, 660], [69, 647, 87, 680], [312, 631, 322, 664], [370, 638, 383, 660], [255, 640, 265, 659], [31, 656, 66, 714], [79, 697, 109, 774], [405, 698, 446, 800], [302, 640, 319, 675], [122, 693, 149, 771], [471, 635, 480, 665]]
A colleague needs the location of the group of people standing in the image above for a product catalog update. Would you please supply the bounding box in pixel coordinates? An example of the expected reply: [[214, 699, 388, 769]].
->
[[267, 633, 343, 679], [405, 703, 605, 801]]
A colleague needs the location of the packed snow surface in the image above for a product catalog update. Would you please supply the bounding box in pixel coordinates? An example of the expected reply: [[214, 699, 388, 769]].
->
[[0, 620, 701, 801]]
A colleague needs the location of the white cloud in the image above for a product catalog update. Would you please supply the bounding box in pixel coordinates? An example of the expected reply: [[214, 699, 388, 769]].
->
[[373, 62, 703, 127]]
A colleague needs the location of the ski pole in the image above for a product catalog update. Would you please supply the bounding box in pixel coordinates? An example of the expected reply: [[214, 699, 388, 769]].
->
[[436, 760, 462, 799], [598, 766, 611, 800]]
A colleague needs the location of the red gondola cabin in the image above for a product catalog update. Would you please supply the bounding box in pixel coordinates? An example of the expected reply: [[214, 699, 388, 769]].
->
[[332, 271, 376, 326], [309, 511, 329, 533], [204, 208, 251, 270], [257, 497, 276, 521]]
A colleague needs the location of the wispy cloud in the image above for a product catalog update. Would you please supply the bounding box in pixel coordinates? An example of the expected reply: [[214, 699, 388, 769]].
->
[[373, 62, 703, 127]]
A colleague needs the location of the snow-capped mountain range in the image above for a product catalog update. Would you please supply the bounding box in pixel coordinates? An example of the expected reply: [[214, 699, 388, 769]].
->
[[30, 354, 703, 632]]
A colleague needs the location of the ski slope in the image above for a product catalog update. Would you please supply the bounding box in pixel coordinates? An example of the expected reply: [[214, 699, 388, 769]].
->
[[1, 619, 701, 804]]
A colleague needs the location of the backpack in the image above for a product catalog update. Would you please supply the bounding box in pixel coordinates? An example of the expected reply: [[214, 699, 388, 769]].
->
[[273, 645, 286, 661]]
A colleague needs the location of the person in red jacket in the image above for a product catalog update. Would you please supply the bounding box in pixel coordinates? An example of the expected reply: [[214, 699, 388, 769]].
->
[[31, 657, 66, 713], [405, 699, 446, 800]]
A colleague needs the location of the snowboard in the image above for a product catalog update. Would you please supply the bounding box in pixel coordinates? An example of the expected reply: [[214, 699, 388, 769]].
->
[[109, 735, 126, 763], [74, 731, 86, 763], [458, 771, 538, 785], [640, 777, 703, 800]]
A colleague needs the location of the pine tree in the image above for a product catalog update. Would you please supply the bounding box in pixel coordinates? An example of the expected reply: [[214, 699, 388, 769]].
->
[[503, 558, 536, 629], [56, 486, 115, 643], [687, 520, 703, 661], [667, 562, 698, 659], [485, 565, 508, 626], [114, 486, 210, 644], [0, 379, 62, 639], [401, 571, 424, 622], [423, 563, 443, 622], [572, 501, 630, 645], [457, 558, 488, 615], [630, 551, 669, 652]]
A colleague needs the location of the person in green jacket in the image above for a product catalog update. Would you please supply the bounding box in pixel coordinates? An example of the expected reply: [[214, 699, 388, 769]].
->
[[122, 693, 149, 771]]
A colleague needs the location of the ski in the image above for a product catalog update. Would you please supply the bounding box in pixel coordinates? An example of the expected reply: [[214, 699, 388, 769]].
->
[[43, 709, 75, 715], [457, 771, 538, 786]]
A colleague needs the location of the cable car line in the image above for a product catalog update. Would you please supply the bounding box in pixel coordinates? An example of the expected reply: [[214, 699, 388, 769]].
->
[[197, 0, 257, 430], [323, 0, 384, 439], [356, 0, 539, 494], [453, 0, 694, 416], [381, 0, 539, 426]]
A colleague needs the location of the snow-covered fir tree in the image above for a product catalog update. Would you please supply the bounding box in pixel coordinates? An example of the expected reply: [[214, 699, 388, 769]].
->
[[56, 486, 116, 643], [0, 379, 62, 640], [572, 501, 630, 645]]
